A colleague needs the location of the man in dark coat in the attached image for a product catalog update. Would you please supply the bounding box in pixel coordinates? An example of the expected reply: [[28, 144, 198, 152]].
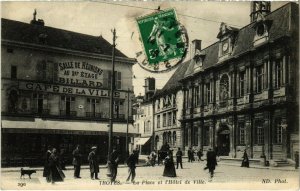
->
[[126, 150, 136, 183], [43, 146, 52, 182], [49, 148, 65, 184], [88, 146, 99, 180], [206, 147, 217, 178], [176, 147, 183, 169], [188, 147, 193, 162], [109, 148, 119, 182], [72, 145, 82, 178], [241, 149, 250, 168]]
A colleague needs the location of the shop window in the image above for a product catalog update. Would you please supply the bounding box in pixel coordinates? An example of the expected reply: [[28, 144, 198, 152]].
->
[[274, 58, 283, 89], [11, 66, 17, 79], [163, 113, 167, 127], [60, 96, 76, 117], [157, 115, 161, 128], [239, 71, 246, 97], [256, 65, 264, 93], [86, 98, 101, 118], [274, 118, 283, 144], [238, 122, 246, 145], [255, 121, 264, 145]]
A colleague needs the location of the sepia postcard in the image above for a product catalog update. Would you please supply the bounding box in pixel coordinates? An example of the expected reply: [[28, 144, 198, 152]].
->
[[1, 1, 299, 190]]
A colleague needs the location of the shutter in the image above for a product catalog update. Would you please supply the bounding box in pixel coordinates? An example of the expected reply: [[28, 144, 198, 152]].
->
[[117, 72, 121, 89]]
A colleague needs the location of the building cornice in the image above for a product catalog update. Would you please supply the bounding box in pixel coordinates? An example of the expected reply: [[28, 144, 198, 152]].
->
[[2, 39, 136, 65]]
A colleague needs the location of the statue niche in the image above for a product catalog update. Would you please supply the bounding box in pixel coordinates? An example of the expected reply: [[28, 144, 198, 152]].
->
[[219, 74, 229, 107]]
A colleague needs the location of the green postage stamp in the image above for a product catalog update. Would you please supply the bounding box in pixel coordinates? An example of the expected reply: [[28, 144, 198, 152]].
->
[[136, 9, 188, 72]]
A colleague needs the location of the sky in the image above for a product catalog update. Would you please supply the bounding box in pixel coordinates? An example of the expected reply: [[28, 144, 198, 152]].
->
[[1, 1, 289, 95]]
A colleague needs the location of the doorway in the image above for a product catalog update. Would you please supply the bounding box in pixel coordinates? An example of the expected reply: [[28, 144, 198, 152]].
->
[[217, 125, 230, 156]]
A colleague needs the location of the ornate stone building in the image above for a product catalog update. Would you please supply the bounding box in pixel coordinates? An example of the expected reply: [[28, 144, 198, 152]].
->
[[180, 2, 299, 163], [1, 15, 137, 166]]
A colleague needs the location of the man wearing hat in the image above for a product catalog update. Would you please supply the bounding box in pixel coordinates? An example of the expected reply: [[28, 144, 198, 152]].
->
[[88, 146, 99, 180]]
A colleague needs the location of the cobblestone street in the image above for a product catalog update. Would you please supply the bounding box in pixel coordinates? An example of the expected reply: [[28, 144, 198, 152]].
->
[[1, 161, 298, 190]]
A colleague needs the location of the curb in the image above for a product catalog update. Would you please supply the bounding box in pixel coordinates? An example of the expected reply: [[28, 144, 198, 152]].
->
[[219, 162, 298, 172]]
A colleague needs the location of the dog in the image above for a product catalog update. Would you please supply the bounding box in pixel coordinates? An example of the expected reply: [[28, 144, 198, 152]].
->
[[20, 168, 36, 179]]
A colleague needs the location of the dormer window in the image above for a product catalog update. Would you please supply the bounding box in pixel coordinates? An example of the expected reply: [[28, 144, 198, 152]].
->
[[217, 22, 239, 60], [252, 14, 272, 46]]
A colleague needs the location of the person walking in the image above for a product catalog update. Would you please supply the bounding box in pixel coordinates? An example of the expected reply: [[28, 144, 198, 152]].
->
[[43, 146, 52, 182], [188, 147, 193, 162], [206, 147, 217, 178], [241, 149, 250, 168], [163, 150, 176, 177], [72, 145, 82, 178], [176, 147, 183, 169], [49, 148, 65, 184], [109, 148, 119, 182], [126, 150, 137, 183], [197, 149, 203, 161], [88, 146, 99, 180], [295, 151, 299, 169]]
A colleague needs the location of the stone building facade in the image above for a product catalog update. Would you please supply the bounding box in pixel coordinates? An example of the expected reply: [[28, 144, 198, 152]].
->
[[1, 16, 137, 166], [180, 2, 299, 163]]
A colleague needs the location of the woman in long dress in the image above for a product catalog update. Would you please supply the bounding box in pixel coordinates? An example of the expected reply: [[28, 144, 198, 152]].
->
[[163, 150, 176, 177], [241, 149, 250, 168], [49, 148, 65, 183]]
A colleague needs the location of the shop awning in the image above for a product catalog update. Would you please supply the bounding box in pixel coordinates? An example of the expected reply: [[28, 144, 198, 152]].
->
[[135, 137, 151, 145]]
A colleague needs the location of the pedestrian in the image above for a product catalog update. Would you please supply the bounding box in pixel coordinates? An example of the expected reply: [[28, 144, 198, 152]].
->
[[72, 145, 82, 179], [43, 146, 52, 182], [176, 147, 183, 169], [295, 151, 299, 169], [88, 146, 99, 180], [126, 150, 136, 183], [49, 148, 65, 184], [205, 147, 217, 178], [188, 147, 193, 162], [241, 149, 249, 168], [109, 147, 119, 182], [197, 149, 203, 161], [150, 150, 157, 166], [59, 148, 66, 170], [163, 150, 176, 177]]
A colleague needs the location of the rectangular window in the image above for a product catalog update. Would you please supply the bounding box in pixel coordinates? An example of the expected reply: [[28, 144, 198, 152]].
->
[[274, 118, 283, 144], [239, 71, 245, 97], [60, 96, 76, 117], [256, 65, 264, 93], [172, 111, 176, 125], [239, 122, 246, 145], [275, 59, 283, 89], [163, 113, 167, 127], [256, 121, 264, 145], [203, 126, 210, 146], [157, 115, 161, 128], [32, 93, 45, 115], [113, 100, 124, 119], [11, 66, 17, 79], [107, 71, 122, 89], [86, 98, 101, 118], [194, 86, 199, 107], [206, 83, 211, 104], [167, 112, 172, 126], [157, 99, 160, 109]]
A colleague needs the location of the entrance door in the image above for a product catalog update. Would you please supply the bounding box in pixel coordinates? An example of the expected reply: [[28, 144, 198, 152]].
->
[[217, 128, 230, 156]]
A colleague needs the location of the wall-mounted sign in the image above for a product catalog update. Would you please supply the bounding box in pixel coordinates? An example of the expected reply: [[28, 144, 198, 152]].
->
[[57, 61, 104, 88], [19, 82, 122, 98]]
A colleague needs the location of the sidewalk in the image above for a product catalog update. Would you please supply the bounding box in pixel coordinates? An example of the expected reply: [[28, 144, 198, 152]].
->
[[2, 160, 298, 173]]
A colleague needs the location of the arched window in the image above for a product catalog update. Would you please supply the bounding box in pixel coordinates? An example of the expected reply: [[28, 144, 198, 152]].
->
[[219, 74, 230, 102], [173, 131, 177, 146], [163, 132, 167, 144]]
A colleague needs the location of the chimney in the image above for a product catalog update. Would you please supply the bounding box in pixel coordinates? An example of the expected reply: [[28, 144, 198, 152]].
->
[[191, 39, 201, 59], [30, 9, 45, 26]]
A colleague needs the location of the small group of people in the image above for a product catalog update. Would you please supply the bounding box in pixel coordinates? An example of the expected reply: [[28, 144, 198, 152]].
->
[[187, 147, 204, 162], [43, 145, 100, 183], [43, 146, 65, 184]]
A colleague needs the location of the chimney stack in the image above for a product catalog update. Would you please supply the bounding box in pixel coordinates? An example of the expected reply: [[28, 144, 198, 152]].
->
[[191, 39, 201, 59]]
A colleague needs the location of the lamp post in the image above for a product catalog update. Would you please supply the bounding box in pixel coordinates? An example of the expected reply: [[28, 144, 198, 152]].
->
[[125, 88, 130, 160], [107, 28, 116, 178]]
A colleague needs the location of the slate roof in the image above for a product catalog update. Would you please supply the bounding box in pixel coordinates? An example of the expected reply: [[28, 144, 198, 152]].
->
[[154, 60, 190, 97], [1, 18, 128, 58], [182, 2, 298, 80]]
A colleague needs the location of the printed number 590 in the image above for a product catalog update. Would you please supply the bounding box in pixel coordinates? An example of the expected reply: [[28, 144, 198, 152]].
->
[[18, 183, 26, 187]]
